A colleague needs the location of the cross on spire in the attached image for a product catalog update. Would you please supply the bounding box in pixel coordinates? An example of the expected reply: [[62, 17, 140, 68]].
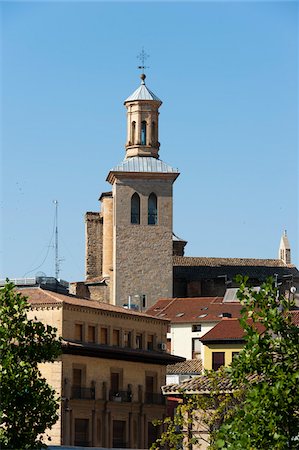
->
[[137, 47, 150, 73]]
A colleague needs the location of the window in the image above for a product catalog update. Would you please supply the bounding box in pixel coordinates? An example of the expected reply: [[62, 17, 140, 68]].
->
[[148, 193, 157, 225], [124, 331, 132, 348], [131, 121, 136, 144], [112, 420, 126, 448], [112, 329, 120, 346], [111, 372, 120, 394], [136, 333, 143, 349], [192, 338, 201, 358], [131, 193, 140, 224], [192, 324, 201, 332], [100, 327, 108, 345], [87, 325, 96, 343], [73, 368, 82, 388], [75, 323, 83, 341], [212, 352, 225, 371], [75, 419, 89, 447], [147, 334, 154, 351], [141, 120, 147, 145]]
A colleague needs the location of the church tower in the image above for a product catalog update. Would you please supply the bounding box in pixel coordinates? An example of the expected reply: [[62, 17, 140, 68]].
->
[[104, 73, 179, 308], [278, 230, 291, 265]]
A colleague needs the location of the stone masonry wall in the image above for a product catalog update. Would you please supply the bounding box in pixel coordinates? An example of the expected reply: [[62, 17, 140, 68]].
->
[[85, 212, 103, 280], [113, 177, 174, 308]]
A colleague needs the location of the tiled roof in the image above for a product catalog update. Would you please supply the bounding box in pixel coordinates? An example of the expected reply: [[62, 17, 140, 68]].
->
[[200, 318, 265, 342], [146, 297, 242, 323], [162, 373, 258, 395], [167, 359, 202, 375], [173, 256, 299, 282], [173, 256, 290, 268], [18, 287, 167, 321], [290, 310, 299, 326]]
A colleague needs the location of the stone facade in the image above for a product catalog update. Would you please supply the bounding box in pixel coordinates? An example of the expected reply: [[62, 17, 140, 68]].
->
[[85, 212, 103, 280], [24, 287, 183, 448], [79, 75, 178, 309], [113, 176, 174, 308]]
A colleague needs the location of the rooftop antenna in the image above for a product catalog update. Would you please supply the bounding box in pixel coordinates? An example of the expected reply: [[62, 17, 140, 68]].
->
[[137, 47, 150, 74], [53, 200, 59, 279]]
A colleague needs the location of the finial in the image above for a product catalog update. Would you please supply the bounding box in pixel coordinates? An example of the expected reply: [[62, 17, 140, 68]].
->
[[140, 73, 146, 84], [284, 229, 287, 237], [137, 47, 149, 77]]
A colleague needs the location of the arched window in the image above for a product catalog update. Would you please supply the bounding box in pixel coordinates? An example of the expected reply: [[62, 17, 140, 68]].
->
[[148, 193, 157, 225], [131, 121, 136, 145], [141, 121, 147, 145], [131, 193, 140, 224], [151, 121, 156, 145]]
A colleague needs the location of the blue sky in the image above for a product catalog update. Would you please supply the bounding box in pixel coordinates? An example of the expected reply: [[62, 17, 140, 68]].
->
[[1, 1, 298, 282]]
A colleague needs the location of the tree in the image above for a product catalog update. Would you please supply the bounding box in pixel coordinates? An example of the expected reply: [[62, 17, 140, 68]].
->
[[151, 277, 299, 449], [0, 282, 62, 449], [211, 276, 299, 449]]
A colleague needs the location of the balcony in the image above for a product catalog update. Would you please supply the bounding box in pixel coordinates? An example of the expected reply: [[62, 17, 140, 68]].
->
[[71, 386, 95, 400], [109, 390, 132, 403], [145, 392, 165, 405]]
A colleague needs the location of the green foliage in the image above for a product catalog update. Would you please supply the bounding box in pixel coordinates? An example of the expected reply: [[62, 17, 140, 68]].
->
[[151, 277, 299, 449], [212, 276, 299, 449], [0, 282, 62, 449]]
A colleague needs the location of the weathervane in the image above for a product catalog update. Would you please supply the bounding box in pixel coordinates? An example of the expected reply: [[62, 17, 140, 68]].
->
[[137, 47, 150, 73]]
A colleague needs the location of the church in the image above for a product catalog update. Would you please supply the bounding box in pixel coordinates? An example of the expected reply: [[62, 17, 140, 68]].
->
[[71, 74, 299, 308]]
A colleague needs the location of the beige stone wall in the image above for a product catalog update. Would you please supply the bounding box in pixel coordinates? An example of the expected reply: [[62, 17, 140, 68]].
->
[[38, 360, 63, 445], [113, 177, 173, 308], [62, 304, 168, 348], [85, 212, 103, 280], [28, 306, 63, 337]]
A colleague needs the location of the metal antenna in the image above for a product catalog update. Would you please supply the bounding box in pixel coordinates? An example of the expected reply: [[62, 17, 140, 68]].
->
[[53, 200, 59, 279], [137, 47, 150, 73]]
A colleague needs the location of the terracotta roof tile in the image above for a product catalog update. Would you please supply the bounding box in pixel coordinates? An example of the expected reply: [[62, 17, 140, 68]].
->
[[200, 318, 265, 342], [173, 256, 292, 268], [163, 373, 258, 395], [290, 310, 299, 326], [167, 359, 202, 375], [18, 287, 167, 321], [146, 297, 242, 323]]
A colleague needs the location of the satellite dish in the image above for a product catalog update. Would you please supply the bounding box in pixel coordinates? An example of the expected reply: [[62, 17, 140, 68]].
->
[[36, 271, 46, 278], [290, 286, 297, 294]]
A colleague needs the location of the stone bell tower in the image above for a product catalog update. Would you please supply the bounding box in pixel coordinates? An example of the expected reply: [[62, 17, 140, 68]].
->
[[105, 73, 179, 308]]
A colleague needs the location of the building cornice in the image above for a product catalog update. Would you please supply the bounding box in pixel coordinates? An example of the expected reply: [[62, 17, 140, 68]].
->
[[62, 340, 185, 365]]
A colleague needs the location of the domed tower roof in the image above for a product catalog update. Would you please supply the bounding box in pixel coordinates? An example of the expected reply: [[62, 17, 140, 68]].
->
[[124, 74, 162, 103]]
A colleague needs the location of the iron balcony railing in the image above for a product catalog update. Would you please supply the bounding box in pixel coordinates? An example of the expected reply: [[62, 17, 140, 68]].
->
[[109, 390, 132, 403], [71, 386, 95, 400], [145, 392, 165, 405]]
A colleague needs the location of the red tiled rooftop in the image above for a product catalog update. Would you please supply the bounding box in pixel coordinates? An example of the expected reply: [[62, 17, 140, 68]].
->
[[17, 287, 167, 322], [200, 318, 265, 342], [146, 297, 243, 323], [173, 255, 292, 268], [290, 310, 299, 326]]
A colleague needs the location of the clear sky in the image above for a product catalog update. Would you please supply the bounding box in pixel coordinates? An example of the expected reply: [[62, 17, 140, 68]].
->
[[1, 1, 298, 282]]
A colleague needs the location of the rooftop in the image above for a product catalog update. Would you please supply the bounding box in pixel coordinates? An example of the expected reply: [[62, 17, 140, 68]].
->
[[163, 373, 258, 395], [167, 359, 202, 375], [18, 287, 168, 322], [200, 318, 265, 342], [146, 297, 242, 323], [124, 76, 162, 103]]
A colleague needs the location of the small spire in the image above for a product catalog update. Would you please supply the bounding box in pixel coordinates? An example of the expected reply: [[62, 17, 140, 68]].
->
[[284, 229, 287, 237]]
